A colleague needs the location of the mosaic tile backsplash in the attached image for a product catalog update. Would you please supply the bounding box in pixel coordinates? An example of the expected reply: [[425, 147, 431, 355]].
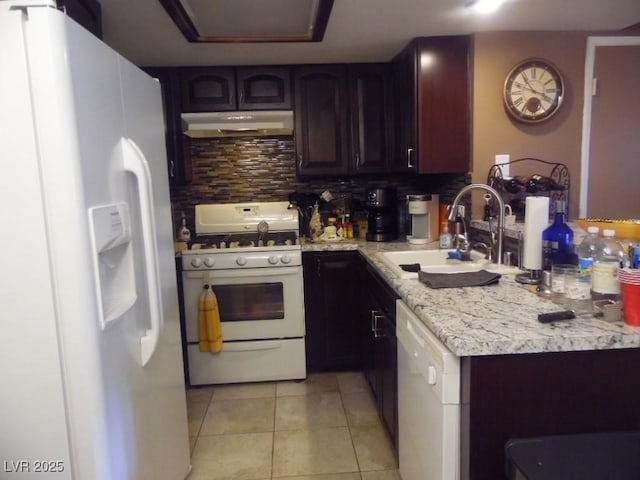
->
[[169, 136, 470, 237]]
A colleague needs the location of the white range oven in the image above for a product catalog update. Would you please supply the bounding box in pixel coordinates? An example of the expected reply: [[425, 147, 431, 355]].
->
[[180, 201, 306, 385]]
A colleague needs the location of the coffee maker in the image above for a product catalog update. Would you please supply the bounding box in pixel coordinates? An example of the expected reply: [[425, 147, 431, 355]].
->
[[366, 187, 397, 242], [406, 194, 439, 244]]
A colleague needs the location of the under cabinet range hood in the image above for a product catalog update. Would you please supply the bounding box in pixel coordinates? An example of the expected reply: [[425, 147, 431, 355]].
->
[[182, 111, 294, 138]]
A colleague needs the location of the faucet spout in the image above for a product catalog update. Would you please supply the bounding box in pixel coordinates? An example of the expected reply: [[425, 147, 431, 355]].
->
[[448, 184, 505, 265]]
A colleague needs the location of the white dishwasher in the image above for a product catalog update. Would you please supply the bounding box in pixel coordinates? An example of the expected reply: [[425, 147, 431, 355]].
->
[[396, 300, 460, 480]]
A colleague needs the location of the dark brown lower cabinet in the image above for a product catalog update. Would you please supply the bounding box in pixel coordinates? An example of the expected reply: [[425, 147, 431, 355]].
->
[[461, 348, 640, 480], [302, 251, 398, 457], [361, 261, 399, 455], [302, 251, 362, 372]]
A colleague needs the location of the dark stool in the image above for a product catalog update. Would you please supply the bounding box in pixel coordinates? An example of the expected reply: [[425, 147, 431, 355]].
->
[[505, 431, 640, 479]]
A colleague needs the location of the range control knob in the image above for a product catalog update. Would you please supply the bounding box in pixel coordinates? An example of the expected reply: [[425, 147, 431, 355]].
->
[[236, 256, 247, 266], [281, 255, 292, 264], [268, 255, 279, 265], [190, 257, 203, 268], [204, 257, 215, 268]]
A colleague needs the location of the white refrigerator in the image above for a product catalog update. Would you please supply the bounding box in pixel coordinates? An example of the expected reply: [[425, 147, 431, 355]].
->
[[0, 2, 191, 479]]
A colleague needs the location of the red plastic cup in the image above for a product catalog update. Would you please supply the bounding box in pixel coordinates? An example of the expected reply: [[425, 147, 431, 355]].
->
[[620, 281, 640, 326]]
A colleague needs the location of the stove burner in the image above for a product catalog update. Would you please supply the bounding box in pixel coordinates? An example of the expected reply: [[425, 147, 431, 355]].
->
[[189, 231, 297, 250]]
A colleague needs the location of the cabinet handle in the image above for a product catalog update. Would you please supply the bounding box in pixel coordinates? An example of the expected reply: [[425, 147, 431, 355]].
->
[[298, 154, 303, 169], [407, 148, 414, 168], [355, 153, 360, 168], [169, 159, 175, 179], [371, 310, 385, 338]]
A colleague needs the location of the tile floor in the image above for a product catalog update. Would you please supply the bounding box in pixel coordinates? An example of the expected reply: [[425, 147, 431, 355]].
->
[[185, 371, 401, 480]]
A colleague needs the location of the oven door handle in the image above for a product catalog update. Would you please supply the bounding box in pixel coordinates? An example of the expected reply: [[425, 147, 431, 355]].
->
[[220, 340, 283, 352], [123, 137, 163, 367], [183, 266, 301, 280]]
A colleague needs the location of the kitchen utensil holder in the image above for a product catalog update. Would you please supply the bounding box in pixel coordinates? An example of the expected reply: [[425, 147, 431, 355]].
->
[[487, 157, 570, 221]]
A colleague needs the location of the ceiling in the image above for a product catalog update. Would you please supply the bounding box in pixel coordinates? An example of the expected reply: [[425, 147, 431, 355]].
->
[[99, 0, 640, 67]]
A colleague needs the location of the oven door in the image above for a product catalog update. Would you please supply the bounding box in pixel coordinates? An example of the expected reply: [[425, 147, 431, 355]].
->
[[182, 266, 305, 342]]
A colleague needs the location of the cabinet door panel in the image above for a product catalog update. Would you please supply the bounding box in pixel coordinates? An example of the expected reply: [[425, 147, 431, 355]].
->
[[142, 67, 191, 185], [303, 252, 360, 372], [378, 315, 397, 447], [392, 36, 470, 174], [392, 44, 418, 173], [416, 36, 470, 174], [180, 67, 236, 112], [237, 67, 291, 110], [294, 66, 349, 176], [362, 263, 399, 454], [349, 64, 392, 174]]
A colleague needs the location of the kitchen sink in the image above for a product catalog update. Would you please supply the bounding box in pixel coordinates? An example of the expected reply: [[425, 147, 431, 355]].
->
[[378, 249, 521, 279]]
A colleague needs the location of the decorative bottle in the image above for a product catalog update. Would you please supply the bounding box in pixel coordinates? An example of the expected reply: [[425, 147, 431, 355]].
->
[[309, 203, 323, 241], [542, 200, 575, 270], [178, 212, 191, 242]]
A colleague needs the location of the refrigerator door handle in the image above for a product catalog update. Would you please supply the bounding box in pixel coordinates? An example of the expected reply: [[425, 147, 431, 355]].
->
[[122, 137, 163, 366]]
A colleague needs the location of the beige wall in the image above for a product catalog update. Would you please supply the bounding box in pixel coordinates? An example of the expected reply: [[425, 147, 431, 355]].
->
[[472, 31, 587, 220]]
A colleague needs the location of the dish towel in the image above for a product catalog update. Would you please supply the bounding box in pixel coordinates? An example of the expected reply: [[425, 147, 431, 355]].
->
[[418, 269, 502, 289], [198, 282, 223, 353]]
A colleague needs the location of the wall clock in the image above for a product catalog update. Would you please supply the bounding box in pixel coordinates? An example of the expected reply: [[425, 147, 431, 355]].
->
[[503, 58, 565, 123]]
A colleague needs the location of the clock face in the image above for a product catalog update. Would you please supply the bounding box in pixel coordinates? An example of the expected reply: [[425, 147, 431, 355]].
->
[[503, 59, 564, 123]]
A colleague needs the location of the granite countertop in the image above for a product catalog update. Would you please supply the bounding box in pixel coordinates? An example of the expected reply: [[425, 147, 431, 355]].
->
[[301, 237, 640, 357]]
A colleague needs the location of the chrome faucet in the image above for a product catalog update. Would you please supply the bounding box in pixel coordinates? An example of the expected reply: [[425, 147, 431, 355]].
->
[[448, 183, 505, 265]]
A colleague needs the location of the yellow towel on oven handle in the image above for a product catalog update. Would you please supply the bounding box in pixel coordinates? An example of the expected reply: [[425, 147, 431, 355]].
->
[[198, 283, 223, 354]]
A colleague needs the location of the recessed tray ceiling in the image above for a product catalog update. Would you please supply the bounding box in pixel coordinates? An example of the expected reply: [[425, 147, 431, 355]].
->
[[158, 0, 334, 42]]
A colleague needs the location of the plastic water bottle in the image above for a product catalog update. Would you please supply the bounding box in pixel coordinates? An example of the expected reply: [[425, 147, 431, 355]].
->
[[542, 200, 575, 270], [565, 226, 600, 313], [576, 226, 601, 278], [591, 229, 625, 302]]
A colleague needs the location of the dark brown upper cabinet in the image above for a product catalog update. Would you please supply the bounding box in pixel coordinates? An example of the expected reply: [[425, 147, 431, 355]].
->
[[294, 63, 392, 177], [180, 67, 236, 112], [180, 66, 292, 112], [58, 0, 102, 38], [142, 67, 192, 185], [294, 65, 350, 176], [392, 36, 471, 174], [348, 63, 393, 174], [236, 67, 292, 110]]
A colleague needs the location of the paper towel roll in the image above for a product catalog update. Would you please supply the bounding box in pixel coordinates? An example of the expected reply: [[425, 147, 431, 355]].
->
[[522, 196, 550, 270]]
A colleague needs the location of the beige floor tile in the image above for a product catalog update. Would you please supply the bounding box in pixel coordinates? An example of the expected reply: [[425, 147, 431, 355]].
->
[[336, 371, 369, 394], [342, 390, 380, 427], [189, 432, 273, 480], [361, 470, 402, 480], [276, 372, 338, 396], [186, 401, 208, 437], [200, 397, 275, 434], [185, 386, 215, 405], [275, 392, 347, 430], [350, 425, 398, 472], [282, 474, 361, 480], [273, 427, 359, 477], [212, 382, 276, 400]]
